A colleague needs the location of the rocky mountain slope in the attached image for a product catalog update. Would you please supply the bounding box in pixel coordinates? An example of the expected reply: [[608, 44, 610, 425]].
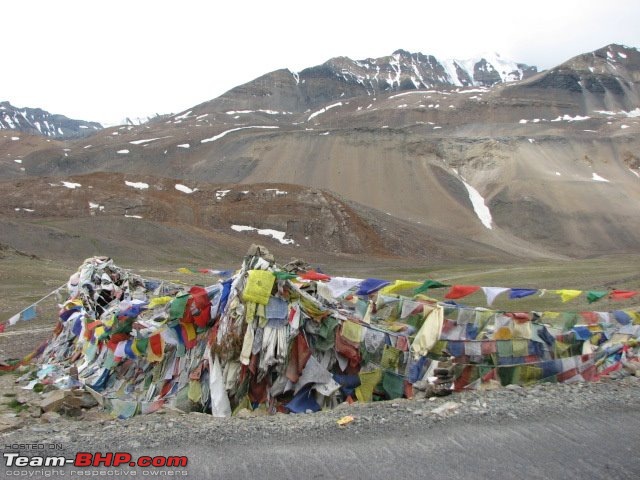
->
[[0, 172, 513, 263], [1, 44, 639, 262], [0, 101, 102, 139], [193, 49, 536, 115]]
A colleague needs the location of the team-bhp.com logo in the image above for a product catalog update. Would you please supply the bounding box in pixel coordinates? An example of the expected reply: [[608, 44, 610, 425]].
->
[[4, 451, 188, 469]]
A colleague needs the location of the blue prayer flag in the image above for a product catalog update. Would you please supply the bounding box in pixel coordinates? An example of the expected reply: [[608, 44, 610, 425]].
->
[[509, 289, 538, 299], [21, 305, 37, 321]]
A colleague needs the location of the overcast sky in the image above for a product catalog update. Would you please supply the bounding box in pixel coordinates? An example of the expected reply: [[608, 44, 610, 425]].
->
[[3, 0, 639, 125]]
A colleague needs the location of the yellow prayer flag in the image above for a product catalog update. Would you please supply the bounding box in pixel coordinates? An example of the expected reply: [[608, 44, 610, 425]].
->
[[380, 345, 401, 369], [625, 310, 640, 324], [148, 296, 173, 308], [245, 301, 257, 323], [341, 321, 364, 343], [493, 326, 513, 340], [512, 339, 529, 357], [243, 270, 275, 305], [188, 380, 202, 403], [355, 369, 382, 403], [380, 280, 423, 296], [183, 322, 196, 342], [512, 321, 532, 339], [554, 290, 583, 303]]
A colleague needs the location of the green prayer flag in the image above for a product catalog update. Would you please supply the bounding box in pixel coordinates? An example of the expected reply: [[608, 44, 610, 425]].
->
[[134, 337, 149, 356], [380, 345, 401, 369], [382, 371, 404, 400], [562, 311, 578, 331], [273, 271, 298, 280], [315, 316, 339, 351], [170, 293, 190, 321], [414, 279, 449, 295], [586, 291, 607, 303]]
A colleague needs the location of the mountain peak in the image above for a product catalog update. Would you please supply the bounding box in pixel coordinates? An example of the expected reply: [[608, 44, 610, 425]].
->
[[391, 48, 413, 58], [345, 49, 537, 89], [0, 101, 102, 139]]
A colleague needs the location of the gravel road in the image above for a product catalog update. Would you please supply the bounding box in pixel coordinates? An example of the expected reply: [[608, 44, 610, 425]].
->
[[2, 375, 639, 479]]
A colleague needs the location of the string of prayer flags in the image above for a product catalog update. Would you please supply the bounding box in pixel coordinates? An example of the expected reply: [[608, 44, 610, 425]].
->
[[8, 305, 37, 326], [7, 250, 640, 422], [177, 268, 232, 277]]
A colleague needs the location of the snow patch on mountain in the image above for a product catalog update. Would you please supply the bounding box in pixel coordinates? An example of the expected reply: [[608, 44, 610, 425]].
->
[[231, 225, 295, 245], [201, 126, 279, 143], [308, 102, 343, 122], [592, 173, 610, 182], [175, 184, 197, 194], [125, 181, 149, 190]]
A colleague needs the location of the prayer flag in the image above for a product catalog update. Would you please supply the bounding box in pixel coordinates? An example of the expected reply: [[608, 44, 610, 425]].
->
[[444, 285, 480, 299]]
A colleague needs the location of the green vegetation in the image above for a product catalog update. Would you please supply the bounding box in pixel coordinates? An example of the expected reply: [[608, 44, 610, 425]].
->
[[5, 398, 28, 413]]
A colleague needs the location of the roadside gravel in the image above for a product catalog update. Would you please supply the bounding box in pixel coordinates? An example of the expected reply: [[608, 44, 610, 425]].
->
[[2, 373, 639, 452]]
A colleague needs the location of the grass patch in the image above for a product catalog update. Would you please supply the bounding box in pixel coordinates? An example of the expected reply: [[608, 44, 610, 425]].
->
[[5, 399, 28, 413]]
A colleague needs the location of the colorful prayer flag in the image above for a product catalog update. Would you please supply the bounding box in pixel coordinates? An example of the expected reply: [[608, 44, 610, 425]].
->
[[610, 290, 638, 301], [444, 285, 480, 299], [586, 291, 607, 303], [414, 279, 449, 294], [481, 287, 510, 306], [509, 289, 538, 299], [554, 289, 583, 303], [21, 306, 37, 321]]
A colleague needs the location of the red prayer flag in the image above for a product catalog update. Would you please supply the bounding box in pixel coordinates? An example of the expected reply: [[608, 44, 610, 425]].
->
[[609, 290, 638, 301], [444, 285, 480, 299], [579, 312, 598, 325], [149, 334, 163, 356], [0, 323, 5, 333], [299, 270, 331, 281]]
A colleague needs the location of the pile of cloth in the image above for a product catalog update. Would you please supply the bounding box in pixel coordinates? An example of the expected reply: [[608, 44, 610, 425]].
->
[[29, 247, 640, 418]]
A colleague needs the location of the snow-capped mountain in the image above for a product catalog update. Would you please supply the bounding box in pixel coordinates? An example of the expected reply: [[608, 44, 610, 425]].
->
[[2, 44, 640, 262], [199, 49, 537, 114], [321, 49, 537, 93], [0, 101, 102, 139]]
